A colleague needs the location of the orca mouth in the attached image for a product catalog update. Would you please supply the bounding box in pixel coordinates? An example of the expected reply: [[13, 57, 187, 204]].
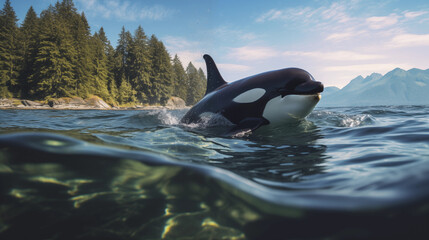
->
[[278, 81, 324, 96]]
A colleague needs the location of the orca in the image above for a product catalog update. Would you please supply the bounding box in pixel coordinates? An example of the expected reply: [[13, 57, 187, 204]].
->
[[181, 54, 324, 136]]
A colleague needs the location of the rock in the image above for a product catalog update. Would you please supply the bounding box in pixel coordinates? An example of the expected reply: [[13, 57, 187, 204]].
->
[[0, 98, 14, 108], [48, 97, 81, 108], [85, 96, 111, 109], [48, 96, 110, 109], [48, 99, 62, 107], [165, 97, 186, 109], [0, 99, 50, 109], [21, 100, 43, 107], [68, 97, 86, 105]]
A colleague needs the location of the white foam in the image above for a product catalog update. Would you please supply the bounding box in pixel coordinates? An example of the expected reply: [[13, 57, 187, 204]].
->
[[147, 109, 181, 125], [309, 111, 375, 127]]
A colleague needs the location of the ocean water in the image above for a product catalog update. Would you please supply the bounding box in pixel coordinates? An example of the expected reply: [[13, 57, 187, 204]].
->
[[1, 106, 429, 239]]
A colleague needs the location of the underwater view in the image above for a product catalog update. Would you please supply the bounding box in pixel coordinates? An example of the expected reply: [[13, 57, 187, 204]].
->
[[1, 106, 429, 239]]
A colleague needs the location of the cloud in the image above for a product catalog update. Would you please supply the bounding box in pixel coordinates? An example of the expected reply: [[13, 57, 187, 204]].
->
[[256, 1, 429, 47], [366, 14, 399, 30], [320, 2, 351, 23], [256, 1, 353, 25], [283, 51, 385, 61], [403, 10, 428, 19], [163, 36, 199, 50], [256, 7, 314, 23], [228, 46, 278, 61], [256, 9, 283, 22], [388, 33, 429, 48], [255, 3, 351, 24], [325, 30, 368, 41], [76, 0, 173, 21]]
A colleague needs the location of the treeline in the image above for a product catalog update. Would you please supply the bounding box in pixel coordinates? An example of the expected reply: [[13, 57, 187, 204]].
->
[[0, 0, 206, 106]]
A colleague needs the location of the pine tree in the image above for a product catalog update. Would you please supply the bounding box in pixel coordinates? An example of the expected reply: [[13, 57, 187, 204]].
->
[[91, 31, 110, 102], [128, 25, 150, 103], [97, 27, 117, 104], [148, 35, 173, 105], [113, 27, 134, 102], [76, 12, 95, 98], [171, 54, 188, 101], [185, 62, 200, 105], [0, 0, 191, 106], [19, 6, 39, 98], [197, 67, 207, 100], [117, 75, 136, 104], [0, 0, 19, 98], [31, 5, 77, 99], [57, 0, 91, 97]]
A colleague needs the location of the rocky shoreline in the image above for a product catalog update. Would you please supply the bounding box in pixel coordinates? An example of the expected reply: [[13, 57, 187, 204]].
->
[[0, 96, 187, 110]]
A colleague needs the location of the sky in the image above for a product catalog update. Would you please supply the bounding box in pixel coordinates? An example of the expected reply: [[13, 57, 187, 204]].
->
[[6, 0, 429, 88]]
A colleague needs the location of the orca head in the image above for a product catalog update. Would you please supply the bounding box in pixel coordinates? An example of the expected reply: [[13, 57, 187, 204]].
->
[[263, 68, 324, 125]]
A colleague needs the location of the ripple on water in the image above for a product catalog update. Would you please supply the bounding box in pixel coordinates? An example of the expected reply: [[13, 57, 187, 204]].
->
[[309, 110, 375, 127]]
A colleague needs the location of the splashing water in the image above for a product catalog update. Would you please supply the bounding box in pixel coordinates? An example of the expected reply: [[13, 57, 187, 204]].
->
[[147, 108, 183, 125], [309, 110, 375, 127]]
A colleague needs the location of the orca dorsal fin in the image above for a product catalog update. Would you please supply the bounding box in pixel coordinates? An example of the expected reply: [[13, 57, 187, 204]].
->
[[203, 54, 227, 95]]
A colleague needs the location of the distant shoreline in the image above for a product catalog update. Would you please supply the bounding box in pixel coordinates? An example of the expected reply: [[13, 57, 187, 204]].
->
[[0, 97, 189, 110], [0, 105, 180, 111]]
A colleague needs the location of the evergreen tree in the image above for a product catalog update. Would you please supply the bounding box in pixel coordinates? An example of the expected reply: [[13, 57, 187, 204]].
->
[[197, 67, 207, 100], [0, 0, 192, 106], [185, 62, 200, 105], [128, 25, 150, 103], [114, 27, 135, 103], [76, 12, 95, 97], [58, 0, 92, 97], [91, 31, 110, 102], [31, 5, 77, 99], [97, 27, 117, 104], [19, 6, 39, 98], [117, 75, 136, 104], [171, 54, 188, 101], [0, 0, 19, 97], [148, 35, 172, 105]]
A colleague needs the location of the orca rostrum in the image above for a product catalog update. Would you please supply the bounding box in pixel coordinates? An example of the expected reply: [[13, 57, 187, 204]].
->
[[181, 54, 324, 136]]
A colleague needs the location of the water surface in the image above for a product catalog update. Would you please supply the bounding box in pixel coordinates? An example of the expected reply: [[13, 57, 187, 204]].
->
[[1, 106, 429, 239]]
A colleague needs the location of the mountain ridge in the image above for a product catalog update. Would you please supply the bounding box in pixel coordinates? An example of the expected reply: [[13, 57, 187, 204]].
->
[[319, 67, 429, 107]]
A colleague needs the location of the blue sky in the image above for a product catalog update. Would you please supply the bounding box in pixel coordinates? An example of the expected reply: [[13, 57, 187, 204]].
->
[[7, 0, 429, 88]]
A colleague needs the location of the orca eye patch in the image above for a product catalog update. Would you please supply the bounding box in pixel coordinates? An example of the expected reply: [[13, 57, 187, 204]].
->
[[232, 88, 266, 103]]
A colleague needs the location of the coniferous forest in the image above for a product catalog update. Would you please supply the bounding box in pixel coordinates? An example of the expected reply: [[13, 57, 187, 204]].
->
[[0, 0, 207, 106]]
